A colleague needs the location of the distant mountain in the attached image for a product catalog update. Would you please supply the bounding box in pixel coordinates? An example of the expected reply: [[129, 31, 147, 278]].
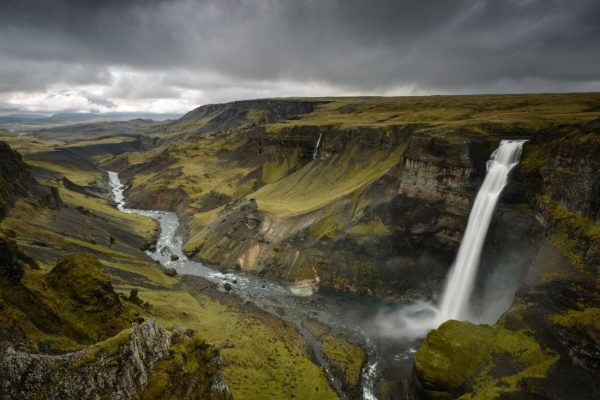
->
[[0, 111, 182, 125]]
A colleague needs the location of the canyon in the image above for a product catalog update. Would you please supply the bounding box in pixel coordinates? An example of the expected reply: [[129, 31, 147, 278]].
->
[[0, 93, 599, 399]]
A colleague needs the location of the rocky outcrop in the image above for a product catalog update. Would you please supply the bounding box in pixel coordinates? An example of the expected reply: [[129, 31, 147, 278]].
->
[[413, 320, 559, 400], [0, 235, 38, 282], [0, 320, 233, 400]]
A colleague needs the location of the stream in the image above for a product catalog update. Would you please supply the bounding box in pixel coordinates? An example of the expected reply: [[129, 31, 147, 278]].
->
[[108, 171, 420, 400]]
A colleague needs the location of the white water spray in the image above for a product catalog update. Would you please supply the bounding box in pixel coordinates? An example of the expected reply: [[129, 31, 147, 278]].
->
[[313, 132, 323, 160], [374, 140, 526, 339]]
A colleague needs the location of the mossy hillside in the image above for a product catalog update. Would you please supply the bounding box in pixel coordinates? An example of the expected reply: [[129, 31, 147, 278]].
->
[[0, 234, 76, 350], [0, 140, 38, 219], [45, 254, 133, 342], [54, 177, 157, 240], [119, 134, 261, 215], [322, 335, 367, 393], [1, 198, 153, 273], [263, 93, 600, 134], [414, 320, 559, 400], [261, 146, 303, 184], [0, 250, 137, 351], [0, 133, 158, 266], [141, 333, 232, 400], [136, 288, 339, 400], [253, 142, 405, 217]]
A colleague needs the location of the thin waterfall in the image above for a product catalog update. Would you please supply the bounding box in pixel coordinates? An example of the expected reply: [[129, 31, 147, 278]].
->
[[313, 132, 323, 160], [437, 140, 526, 323]]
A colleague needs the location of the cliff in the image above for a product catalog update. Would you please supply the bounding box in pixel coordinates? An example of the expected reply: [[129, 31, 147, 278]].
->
[[413, 121, 600, 399], [0, 320, 232, 400], [0, 250, 233, 399], [111, 94, 600, 398], [114, 95, 574, 300]]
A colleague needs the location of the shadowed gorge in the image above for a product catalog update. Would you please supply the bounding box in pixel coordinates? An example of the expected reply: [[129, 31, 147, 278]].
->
[[0, 92, 599, 400], [2, 1, 600, 397]]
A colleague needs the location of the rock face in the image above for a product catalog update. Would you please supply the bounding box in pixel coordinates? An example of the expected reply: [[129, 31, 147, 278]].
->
[[0, 320, 233, 400], [175, 129, 540, 300], [114, 99, 548, 301], [414, 128, 600, 399], [112, 97, 599, 398]]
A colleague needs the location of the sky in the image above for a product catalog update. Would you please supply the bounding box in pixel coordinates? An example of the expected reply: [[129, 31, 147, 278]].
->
[[1, 0, 599, 114]]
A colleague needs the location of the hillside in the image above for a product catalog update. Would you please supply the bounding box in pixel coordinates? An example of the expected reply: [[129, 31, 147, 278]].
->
[[106, 93, 600, 399], [1, 93, 599, 399], [0, 136, 340, 399]]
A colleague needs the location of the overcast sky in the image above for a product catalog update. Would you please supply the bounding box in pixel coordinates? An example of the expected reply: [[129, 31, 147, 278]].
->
[[1, 0, 599, 114]]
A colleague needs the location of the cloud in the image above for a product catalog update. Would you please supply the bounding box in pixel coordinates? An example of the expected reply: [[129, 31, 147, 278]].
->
[[0, 0, 599, 113]]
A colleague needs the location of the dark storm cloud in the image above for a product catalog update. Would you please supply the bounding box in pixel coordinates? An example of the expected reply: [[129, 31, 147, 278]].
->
[[0, 0, 599, 111]]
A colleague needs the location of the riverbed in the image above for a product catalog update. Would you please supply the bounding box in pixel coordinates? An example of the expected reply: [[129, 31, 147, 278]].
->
[[108, 171, 420, 400]]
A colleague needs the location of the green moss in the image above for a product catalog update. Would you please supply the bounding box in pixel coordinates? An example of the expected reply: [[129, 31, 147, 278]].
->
[[347, 217, 390, 237], [415, 320, 559, 399], [139, 289, 339, 400], [141, 333, 224, 400], [254, 143, 405, 217], [550, 307, 600, 331], [322, 335, 367, 390], [262, 148, 301, 184], [71, 328, 133, 369], [45, 253, 132, 343], [551, 206, 600, 243]]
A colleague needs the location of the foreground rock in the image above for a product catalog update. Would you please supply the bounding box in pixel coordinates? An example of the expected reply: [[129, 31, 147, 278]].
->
[[0, 320, 233, 400]]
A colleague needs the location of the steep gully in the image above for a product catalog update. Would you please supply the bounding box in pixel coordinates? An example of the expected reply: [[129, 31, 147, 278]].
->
[[107, 140, 525, 399]]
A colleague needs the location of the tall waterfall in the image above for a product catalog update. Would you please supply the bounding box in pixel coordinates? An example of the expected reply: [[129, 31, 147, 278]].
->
[[313, 132, 323, 160], [437, 140, 526, 322]]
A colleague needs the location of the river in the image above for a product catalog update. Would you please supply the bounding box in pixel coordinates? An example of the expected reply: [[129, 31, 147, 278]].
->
[[107, 139, 526, 399], [108, 171, 419, 400]]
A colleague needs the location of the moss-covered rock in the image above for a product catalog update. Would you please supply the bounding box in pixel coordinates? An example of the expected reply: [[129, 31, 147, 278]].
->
[[414, 320, 558, 400], [141, 332, 233, 400], [1, 320, 233, 400], [322, 335, 367, 397], [45, 253, 132, 343]]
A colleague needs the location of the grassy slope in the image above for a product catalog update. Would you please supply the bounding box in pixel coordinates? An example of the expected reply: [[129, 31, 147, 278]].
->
[[118, 93, 600, 243], [138, 289, 338, 400], [110, 94, 600, 398], [91, 94, 599, 304], [0, 132, 340, 399]]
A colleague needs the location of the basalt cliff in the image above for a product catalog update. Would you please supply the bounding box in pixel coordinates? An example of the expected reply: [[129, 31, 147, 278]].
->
[[110, 94, 600, 399], [1, 94, 599, 399]]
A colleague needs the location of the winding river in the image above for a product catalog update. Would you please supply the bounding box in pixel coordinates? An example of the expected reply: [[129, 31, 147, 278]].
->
[[108, 171, 419, 400], [107, 140, 526, 399]]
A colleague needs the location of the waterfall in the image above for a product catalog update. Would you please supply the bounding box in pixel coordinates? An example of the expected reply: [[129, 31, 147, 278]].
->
[[312, 132, 323, 160], [437, 140, 526, 322], [373, 140, 528, 340]]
